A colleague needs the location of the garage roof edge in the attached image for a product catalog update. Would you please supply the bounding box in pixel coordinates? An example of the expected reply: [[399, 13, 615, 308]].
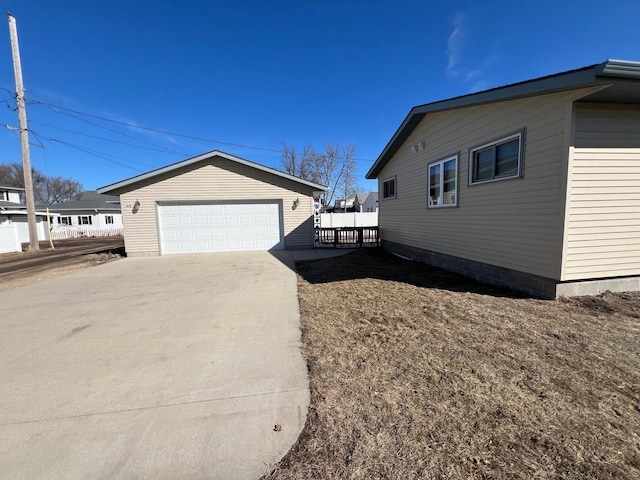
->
[[97, 150, 329, 194]]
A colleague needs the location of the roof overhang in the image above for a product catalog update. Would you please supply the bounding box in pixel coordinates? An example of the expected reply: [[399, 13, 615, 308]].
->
[[0, 210, 57, 217], [98, 150, 329, 195], [366, 59, 640, 179]]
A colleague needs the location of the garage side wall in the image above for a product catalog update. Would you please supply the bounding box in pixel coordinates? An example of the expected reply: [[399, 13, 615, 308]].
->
[[118, 160, 316, 256]]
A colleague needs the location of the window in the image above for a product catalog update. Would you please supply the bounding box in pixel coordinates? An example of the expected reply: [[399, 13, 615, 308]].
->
[[428, 155, 458, 208], [78, 215, 92, 225], [383, 176, 396, 199], [469, 130, 524, 185], [59, 216, 72, 225], [105, 215, 114, 224]]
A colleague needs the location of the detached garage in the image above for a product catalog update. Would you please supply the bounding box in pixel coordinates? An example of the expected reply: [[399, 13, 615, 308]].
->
[[97, 151, 327, 256]]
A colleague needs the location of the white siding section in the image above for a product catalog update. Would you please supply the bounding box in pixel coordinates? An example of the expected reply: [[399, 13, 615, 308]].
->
[[563, 148, 640, 280], [378, 89, 590, 280]]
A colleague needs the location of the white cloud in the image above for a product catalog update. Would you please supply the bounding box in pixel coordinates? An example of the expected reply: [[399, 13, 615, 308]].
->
[[444, 14, 502, 94], [445, 12, 465, 77]]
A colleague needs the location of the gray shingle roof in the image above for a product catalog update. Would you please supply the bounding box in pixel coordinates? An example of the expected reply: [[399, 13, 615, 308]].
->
[[42, 191, 121, 212]]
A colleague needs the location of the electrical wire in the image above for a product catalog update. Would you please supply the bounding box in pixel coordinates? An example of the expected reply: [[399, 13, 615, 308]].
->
[[32, 103, 188, 156], [28, 128, 150, 172], [30, 120, 189, 156], [27, 98, 375, 162]]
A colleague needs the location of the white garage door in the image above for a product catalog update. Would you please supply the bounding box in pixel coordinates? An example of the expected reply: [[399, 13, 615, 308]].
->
[[158, 202, 283, 255]]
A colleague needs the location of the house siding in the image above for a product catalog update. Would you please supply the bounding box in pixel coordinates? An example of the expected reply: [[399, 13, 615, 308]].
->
[[119, 159, 315, 256], [378, 90, 590, 280], [574, 103, 640, 148], [562, 147, 640, 280]]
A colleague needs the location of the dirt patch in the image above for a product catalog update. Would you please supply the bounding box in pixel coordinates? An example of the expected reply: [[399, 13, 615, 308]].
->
[[0, 239, 123, 291], [263, 248, 640, 480]]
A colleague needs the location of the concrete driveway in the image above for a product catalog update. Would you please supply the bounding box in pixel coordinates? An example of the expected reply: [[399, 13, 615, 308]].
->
[[0, 251, 309, 479]]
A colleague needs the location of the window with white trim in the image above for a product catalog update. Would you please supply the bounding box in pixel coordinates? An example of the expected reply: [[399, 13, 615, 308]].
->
[[382, 176, 396, 199], [428, 155, 458, 208], [105, 215, 114, 224], [78, 215, 92, 225], [469, 130, 524, 185], [59, 216, 72, 225]]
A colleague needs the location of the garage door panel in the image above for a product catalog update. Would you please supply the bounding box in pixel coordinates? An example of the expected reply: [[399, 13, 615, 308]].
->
[[158, 202, 283, 254]]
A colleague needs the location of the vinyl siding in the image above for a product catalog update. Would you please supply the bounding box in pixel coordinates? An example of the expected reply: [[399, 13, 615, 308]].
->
[[574, 103, 640, 148], [562, 147, 640, 280], [118, 159, 316, 255], [378, 90, 589, 280]]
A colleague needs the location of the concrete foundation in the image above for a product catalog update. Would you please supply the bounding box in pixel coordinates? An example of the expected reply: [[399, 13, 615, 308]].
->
[[382, 240, 640, 299]]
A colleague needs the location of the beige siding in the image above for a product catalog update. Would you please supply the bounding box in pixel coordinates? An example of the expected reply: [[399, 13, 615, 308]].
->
[[562, 148, 640, 280], [575, 103, 640, 148], [118, 159, 316, 255], [378, 89, 592, 280]]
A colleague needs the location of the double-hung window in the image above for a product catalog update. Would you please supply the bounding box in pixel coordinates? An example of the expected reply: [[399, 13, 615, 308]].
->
[[105, 215, 114, 224], [428, 155, 458, 208], [382, 176, 396, 199], [469, 130, 524, 185], [78, 215, 92, 225]]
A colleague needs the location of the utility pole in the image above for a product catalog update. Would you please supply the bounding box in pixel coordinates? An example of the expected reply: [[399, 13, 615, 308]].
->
[[8, 12, 38, 250]]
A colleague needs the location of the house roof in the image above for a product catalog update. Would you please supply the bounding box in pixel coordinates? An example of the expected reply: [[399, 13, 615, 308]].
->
[[0, 185, 25, 192], [97, 150, 329, 195], [354, 192, 369, 203], [41, 190, 121, 212], [0, 200, 24, 209], [366, 59, 640, 179], [0, 209, 57, 217]]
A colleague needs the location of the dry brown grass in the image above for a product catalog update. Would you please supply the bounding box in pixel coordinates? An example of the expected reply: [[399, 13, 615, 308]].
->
[[263, 248, 640, 480]]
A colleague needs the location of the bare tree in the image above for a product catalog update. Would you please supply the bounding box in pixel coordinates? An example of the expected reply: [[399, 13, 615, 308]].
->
[[280, 142, 358, 210], [0, 163, 83, 205], [281, 144, 318, 181]]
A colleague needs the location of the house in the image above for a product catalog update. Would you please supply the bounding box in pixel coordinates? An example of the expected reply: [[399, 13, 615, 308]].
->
[[0, 185, 23, 205], [366, 59, 640, 298], [46, 190, 123, 228], [97, 150, 328, 256], [0, 186, 52, 253], [332, 197, 355, 212], [356, 192, 378, 212]]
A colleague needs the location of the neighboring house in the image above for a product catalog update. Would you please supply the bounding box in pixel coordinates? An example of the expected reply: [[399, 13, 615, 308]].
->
[[46, 190, 123, 228], [0, 185, 23, 204], [332, 197, 355, 212], [0, 186, 51, 253], [366, 59, 640, 298], [97, 150, 328, 256], [353, 192, 368, 212], [358, 192, 379, 212]]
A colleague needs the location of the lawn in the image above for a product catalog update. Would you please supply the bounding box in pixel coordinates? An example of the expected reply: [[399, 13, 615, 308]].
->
[[263, 248, 640, 479]]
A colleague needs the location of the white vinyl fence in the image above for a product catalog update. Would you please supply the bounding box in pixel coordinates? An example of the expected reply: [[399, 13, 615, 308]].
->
[[320, 211, 378, 228], [50, 225, 124, 240], [0, 223, 20, 254]]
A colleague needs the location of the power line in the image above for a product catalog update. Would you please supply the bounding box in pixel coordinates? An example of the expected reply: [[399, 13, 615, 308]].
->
[[32, 103, 188, 156], [30, 120, 189, 156], [27, 98, 375, 163], [28, 128, 150, 172]]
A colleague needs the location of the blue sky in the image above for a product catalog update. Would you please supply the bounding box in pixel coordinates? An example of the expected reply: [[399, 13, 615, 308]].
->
[[1, 1, 639, 192]]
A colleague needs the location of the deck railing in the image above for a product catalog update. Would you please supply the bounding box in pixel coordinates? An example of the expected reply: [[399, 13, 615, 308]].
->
[[316, 226, 379, 248]]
